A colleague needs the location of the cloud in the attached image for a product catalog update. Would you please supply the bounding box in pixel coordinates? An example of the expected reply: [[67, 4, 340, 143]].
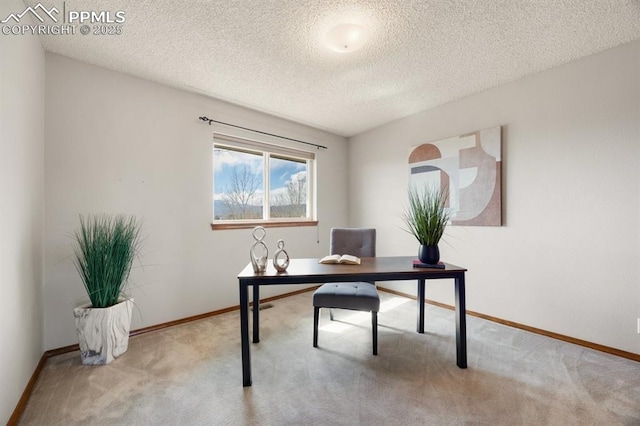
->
[[270, 170, 307, 199], [213, 148, 262, 173], [290, 170, 306, 183]]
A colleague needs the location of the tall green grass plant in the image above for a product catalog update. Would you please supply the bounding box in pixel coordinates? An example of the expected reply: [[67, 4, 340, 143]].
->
[[402, 185, 451, 246], [72, 215, 142, 308]]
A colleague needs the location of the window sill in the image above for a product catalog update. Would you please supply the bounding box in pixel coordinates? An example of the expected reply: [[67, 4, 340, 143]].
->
[[211, 220, 318, 230]]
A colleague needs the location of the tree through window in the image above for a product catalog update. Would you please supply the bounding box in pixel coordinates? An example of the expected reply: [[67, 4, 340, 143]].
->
[[213, 134, 315, 226]]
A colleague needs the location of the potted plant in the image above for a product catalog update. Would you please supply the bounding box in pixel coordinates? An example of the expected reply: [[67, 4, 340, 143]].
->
[[72, 214, 142, 365], [402, 184, 451, 265]]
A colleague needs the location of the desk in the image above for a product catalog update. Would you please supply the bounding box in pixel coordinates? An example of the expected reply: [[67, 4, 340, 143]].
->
[[237, 256, 467, 387]]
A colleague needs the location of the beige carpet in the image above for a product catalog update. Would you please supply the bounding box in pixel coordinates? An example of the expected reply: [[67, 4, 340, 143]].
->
[[19, 291, 640, 425]]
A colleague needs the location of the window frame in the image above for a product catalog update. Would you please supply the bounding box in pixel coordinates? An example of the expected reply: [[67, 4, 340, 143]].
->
[[211, 133, 317, 230]]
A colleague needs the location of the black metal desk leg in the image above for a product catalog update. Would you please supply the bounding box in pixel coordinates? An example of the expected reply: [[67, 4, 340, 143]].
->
[[240, 282, 252, 386], [252, 283, 260, 343], [455, 273, 467, 368], [417, 278, 425, 333]]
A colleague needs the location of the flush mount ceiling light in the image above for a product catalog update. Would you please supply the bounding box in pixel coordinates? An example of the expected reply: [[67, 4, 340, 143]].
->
[[324, 23, 369, 53]]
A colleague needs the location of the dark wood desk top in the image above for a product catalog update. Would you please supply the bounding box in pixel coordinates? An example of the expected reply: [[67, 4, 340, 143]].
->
[[238, 256, 466, 285]]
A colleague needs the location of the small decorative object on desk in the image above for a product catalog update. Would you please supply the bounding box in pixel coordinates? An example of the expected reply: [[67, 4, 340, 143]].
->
[[273, 239, 290, 272], [412, 259, 445, 269], [250, 226, 268, 272], [318, 254, 361, 265]]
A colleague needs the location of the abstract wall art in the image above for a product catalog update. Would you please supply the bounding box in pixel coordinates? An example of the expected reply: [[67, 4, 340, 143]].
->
[[408, 126, 502, 226]]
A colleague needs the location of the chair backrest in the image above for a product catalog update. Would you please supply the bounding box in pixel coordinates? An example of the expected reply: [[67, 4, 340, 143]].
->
[[330, 228, 376, 257]]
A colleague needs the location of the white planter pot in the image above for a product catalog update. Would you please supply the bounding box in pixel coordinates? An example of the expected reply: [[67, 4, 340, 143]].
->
[[73, 298, 134, 365]]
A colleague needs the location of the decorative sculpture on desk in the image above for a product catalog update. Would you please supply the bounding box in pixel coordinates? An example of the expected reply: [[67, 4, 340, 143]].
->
[[273, 239, 290, 272], [250, 226, 268, 272]]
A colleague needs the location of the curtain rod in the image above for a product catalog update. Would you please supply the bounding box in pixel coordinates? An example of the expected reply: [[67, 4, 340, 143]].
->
[[198, 116, 328, 150]]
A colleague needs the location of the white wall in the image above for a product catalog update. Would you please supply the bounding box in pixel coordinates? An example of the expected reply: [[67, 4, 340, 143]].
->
[[0, 0, 45, 421], [44, 54, 348, 350], [349, 40, 640, 355]]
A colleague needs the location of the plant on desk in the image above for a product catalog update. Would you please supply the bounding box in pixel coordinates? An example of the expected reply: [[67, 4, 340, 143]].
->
[[402, 184, 451, 265]]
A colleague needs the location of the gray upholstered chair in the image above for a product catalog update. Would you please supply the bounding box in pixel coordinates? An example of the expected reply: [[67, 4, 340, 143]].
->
[[313, 228, 380, 355]]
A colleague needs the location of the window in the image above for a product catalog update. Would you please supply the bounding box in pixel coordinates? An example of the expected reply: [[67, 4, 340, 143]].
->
[[212, 134, 316, 229]]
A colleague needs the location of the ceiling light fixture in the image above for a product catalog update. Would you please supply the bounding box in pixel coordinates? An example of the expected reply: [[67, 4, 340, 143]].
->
[[324, 23, 368, 53]]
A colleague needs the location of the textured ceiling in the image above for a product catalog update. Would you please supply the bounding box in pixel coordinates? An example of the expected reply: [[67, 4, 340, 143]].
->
[[26, 0, 640, 136]]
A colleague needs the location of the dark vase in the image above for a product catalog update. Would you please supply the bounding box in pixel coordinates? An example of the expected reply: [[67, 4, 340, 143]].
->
[[418, 245, 440, 264]]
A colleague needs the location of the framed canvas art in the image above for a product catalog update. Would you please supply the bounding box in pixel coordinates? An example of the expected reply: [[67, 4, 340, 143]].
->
[[408, 126, 502, 226]]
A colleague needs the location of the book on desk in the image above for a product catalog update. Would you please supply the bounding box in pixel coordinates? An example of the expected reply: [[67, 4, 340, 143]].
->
[[318, 254, 361, 265], [412, 260, 445, 269]]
